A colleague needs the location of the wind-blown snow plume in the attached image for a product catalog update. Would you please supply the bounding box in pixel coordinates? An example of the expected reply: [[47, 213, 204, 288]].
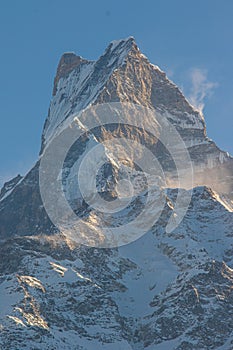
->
[[188, 68, 217, 112]]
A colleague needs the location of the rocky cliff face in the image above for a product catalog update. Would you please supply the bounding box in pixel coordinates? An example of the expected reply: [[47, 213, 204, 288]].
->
[[0, 38, 233, 349]]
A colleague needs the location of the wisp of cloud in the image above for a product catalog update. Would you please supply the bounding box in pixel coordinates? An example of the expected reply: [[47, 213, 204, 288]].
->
[[188, 68, 217, 112]]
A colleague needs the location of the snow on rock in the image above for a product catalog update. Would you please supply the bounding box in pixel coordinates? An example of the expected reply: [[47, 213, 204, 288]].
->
[[0, 174, 23, 202], [17, 275, 46, 293], [41, 37, 136, 149], [49, 262, 68, 276], [0, 185, 233, 348]]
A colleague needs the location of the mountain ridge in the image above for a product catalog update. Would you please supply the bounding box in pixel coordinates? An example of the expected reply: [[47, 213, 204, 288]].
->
[[0, 38, 233, 350], [1, 37, 233, 237]]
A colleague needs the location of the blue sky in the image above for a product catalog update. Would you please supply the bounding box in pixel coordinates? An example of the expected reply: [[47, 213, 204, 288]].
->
[[0, 0, 233, 186]]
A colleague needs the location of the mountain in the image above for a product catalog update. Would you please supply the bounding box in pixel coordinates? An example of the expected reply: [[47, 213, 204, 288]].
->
[[0, 37, 233, 349]]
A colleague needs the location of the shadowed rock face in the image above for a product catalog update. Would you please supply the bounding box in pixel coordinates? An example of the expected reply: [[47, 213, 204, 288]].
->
[[0, 174, 22, 201], [0, 162, 55, 238]]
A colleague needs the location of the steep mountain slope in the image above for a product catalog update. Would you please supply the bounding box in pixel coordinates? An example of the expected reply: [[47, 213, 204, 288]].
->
[[0, 187, 233, 349], [0, 38, 233, 349], [0, 37, 233, 238]]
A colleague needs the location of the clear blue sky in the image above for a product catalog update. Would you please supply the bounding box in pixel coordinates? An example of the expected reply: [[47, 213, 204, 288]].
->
[[1, 0, 233, 186]]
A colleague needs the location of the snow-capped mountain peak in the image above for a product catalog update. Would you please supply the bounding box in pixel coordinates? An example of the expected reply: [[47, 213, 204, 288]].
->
[[41, 37, 141, 151], [1, 38, 233, 350]]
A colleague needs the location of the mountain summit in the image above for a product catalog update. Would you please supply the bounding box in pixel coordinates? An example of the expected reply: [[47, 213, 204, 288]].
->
[[1, 37, 232, 238], [0, 38, 233, 349]]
